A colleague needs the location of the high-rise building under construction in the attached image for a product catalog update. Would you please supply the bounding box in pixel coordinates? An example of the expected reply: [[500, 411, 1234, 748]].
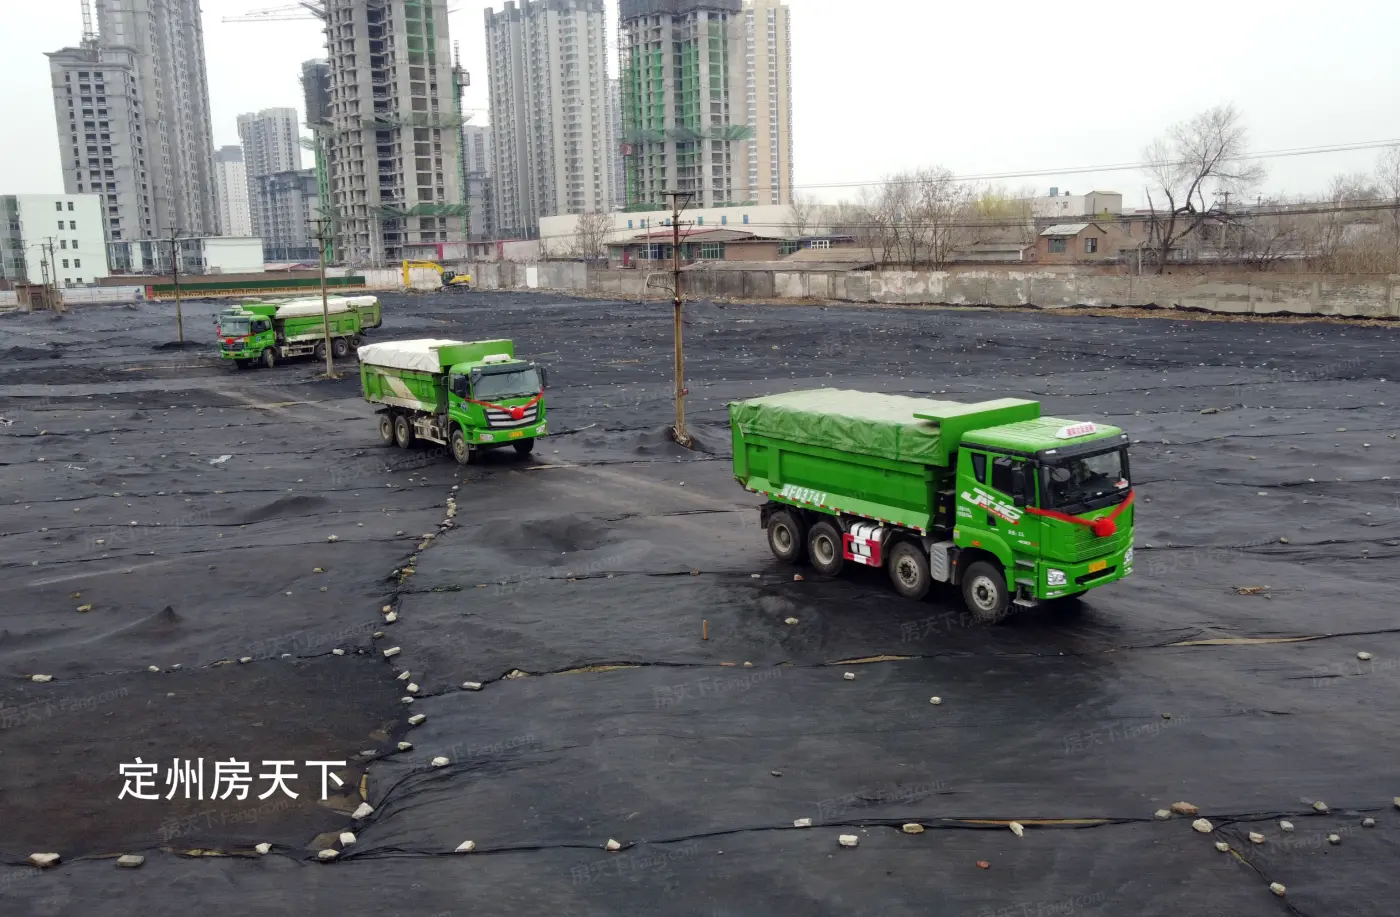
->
[[309, 0, 469, 265], [46, 0, 218, 255]]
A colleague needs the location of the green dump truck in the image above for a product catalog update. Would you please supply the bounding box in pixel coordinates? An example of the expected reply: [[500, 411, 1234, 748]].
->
[[215, 295, 382, 369], [358, 338, 548, 464], [730, 390, 1135, 622]]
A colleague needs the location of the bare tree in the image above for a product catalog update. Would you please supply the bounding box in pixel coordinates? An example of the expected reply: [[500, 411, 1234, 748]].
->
[[1375, 145, 1400, 272], [572, 212, 613, 264], [1140, 104, 1266, 272], [786, 192, 819, 238]]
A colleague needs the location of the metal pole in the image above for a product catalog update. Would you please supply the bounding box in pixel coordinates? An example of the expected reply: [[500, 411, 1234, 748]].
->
[[320, 223, 333, 376], [669, 191, 691, 447], [170, 231, 184, 343]]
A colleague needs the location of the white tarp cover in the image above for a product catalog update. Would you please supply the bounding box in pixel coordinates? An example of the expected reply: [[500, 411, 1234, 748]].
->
[[357, 339, 464, 373], [269, 295, 379, 319]]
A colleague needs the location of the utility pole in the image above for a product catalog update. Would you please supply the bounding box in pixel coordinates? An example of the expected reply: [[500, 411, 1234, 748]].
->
[[308, 217, 336, 377], [668, 191, 693, 448], [167, 228, 185, 343]]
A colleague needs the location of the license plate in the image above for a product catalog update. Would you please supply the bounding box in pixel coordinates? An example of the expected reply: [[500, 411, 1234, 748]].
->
[[1088, 560, 1107, 573], [510, 431, 524, 439]]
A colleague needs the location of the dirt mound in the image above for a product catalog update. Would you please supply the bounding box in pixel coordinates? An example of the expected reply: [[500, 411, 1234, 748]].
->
[[2, 345, 62, 361], [236, 494, 329, 524]]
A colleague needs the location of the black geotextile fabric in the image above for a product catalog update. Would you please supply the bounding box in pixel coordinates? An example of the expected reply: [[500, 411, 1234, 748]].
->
[[2, 295, 1400, 914]]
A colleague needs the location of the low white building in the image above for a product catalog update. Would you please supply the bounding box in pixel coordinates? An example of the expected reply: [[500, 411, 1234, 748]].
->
[[538, 203, 810, 257], [107, 236, 264, 276], [0, 193, 110, 286]]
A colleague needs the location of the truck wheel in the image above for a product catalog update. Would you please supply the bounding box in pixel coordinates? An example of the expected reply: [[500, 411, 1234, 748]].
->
[[962, 561, 1011, 624], [766, 509, 806, 564], [261, 348, 276, 369], [315, 341, 327, 361], [512, 438, 535, 456], [378, 414, 395, 446], [807, 520, 844, 576], [393, 414, 414, 449], [332, 337, 350, 358], [888, 541, 932, 600], [451, 427, 476, 465]]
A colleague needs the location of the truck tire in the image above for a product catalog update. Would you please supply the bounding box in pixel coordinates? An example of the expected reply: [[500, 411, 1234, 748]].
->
[[766, 508, 806, 564], [962, 560, 1011, 624], [807, 520, 844, 576], [451, 427, 476, 465], [888, 541, 932, 600], [332, 337, 350, 358], [393, 414, 414, 449], [378, 414, 395, 445], [513, 438, 535, 456], [315, 341, 327, 361], [261, 348, 276, 369]]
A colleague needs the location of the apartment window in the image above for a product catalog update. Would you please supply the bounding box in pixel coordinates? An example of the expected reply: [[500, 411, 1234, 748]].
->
[[56, 201, 64, 211], [627, 219, 633, 229], [67, 202, 74, 211], [742, 214, 749, 224], [74, 259, 81, 268], [721, 215, 728, 225], [69, 221, 77, 230], [1084, 237, 1098, 254], [61, 240, 67, 249], [779, 240, 799, 256], [63, 259, 70, 268], [1048, 238, 1067, 254], [59, 221, 66, 231]]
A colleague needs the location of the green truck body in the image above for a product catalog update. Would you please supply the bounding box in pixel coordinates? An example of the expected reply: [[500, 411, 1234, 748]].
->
[[730, 390, 1135, 621], [215, 296, 382, 369], [358, 338, 548, 464]]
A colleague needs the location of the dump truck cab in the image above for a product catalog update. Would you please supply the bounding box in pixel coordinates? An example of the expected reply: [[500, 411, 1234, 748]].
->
[[215, 296, 380, 369], [952, 418, 1133, 614], [443, 352, 548, 455]]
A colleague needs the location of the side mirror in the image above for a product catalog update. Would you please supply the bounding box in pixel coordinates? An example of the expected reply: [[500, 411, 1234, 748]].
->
[[1011, 467, 1029, 507], [538, 366, 548, 390]]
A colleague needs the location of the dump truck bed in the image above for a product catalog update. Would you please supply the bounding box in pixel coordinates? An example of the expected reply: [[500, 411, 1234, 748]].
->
[[729, 389, 1040, 532]]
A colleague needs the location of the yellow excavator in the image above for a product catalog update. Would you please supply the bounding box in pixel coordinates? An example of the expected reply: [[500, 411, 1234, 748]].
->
[[402, 260, 473, 292]]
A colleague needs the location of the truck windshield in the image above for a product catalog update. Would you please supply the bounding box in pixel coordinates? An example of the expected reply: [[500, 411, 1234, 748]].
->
[[1041, 448, 1130, 511], [474, 368, 541, 400], [219, 317, 251, 336]]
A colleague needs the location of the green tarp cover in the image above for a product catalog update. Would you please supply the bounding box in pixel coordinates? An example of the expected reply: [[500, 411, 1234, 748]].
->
[[730, 389, 1039, 466]]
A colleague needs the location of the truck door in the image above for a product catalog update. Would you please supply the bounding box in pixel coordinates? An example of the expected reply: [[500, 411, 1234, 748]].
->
[[989, 456, 1042, 553]]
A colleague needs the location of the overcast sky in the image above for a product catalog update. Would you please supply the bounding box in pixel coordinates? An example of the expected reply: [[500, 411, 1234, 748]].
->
[[3, 0, 1398, 207]]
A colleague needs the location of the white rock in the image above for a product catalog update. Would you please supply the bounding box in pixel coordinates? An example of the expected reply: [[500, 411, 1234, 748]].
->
[[239, 656, 252, 664], [1279, 820, 1294, 832], [461, 681, 483, 691], [327, 535, 339, 543], [1249, 832, 1266, 844], [383, 647, 401, 658], [401, 697, 414, 704], [397, 741, 413, 751], [116, 854, 145, 868], [397, 671, 411, 681], [352, 803, 374, 819], [1357, 652, 1373, 661], [793, 818, 812, 828], [385, 611, 398, 623], [1328, 833, 1342, 845], [843, 672, 855, 681], [332, 649, 345, 656], [606, 839, 622, 851], [838, 834, 859, 848], [1270, 882, 1286, 897], [1214, 842, 1230, 852], [432, 756, 449, 767], [929, 696, 942, 705], [255, 843, 272, 854], [1192, 818, 1213, 833], [784, 617, 799, 625], [1313, 801, 1329, 813], [31, 674, 53, 683], [339, 832, 356, 846], [1170, 801, 1199, 816], [408, 714, 426, 725], [1009, 822, 1024, 838], [902, 823, 924, 834], [317, 848, 339, 861], [148, 665, 161, 673], [1154, 809, 1172, 820], [28, 853, 60, 868], [1363, 818, 1376, 828], [407, 683, 419, 693], [455, 840, 476, 853]]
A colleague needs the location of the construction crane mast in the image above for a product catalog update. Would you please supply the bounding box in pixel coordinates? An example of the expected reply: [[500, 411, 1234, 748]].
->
[[80, 0, 97, 46]]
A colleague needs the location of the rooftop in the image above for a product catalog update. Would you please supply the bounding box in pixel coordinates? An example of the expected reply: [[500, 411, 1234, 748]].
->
[[1040, 223, 1098, 237]]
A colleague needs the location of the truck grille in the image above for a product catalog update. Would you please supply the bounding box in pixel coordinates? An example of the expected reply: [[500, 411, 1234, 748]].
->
[[484, 404, 539, 429], [1062, 526, 1125, 563]]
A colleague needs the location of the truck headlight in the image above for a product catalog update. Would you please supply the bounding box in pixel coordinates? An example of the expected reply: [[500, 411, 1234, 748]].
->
[[1124, 548, 1134, 566], [478, 433, 494, 443], [1046, 569, 1067, 587]]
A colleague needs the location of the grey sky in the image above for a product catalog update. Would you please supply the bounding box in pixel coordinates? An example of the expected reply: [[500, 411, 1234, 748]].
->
[[3, 0, 1398, 207]]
